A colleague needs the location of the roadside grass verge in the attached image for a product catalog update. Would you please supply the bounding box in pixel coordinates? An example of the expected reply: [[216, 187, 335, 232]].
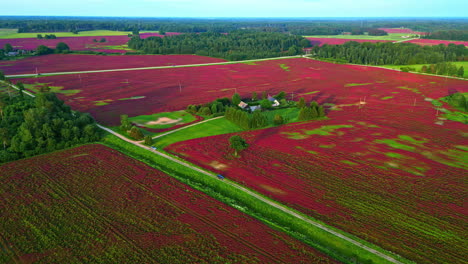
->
[[102, 133, 412, 264]]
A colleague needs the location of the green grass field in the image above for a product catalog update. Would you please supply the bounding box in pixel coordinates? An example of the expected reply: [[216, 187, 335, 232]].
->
[[379, 61, 468, 78], [304, 33, 413, 41], [129, 110, 196, 129], [0, 30, 158, 39], [154, 117, 242, 148]]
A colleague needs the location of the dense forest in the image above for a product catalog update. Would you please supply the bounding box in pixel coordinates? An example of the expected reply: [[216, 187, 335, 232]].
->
[[312, 41, 467, 65], [0, 82, 101, 163], [0, 17, 467, 35], [128, 31, 309, 60], [423, 30, 468, 41]]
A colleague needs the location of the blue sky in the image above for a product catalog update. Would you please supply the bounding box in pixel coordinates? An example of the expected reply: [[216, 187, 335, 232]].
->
[[5, 0, 468, 17]]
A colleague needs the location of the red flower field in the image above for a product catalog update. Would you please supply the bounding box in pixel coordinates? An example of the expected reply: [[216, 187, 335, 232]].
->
[[306, 37, 390, 46], [0, 144, 337, 263], [17, 58, 467, 126], [161, 61, 467, 263], [0, 54, 226, 75], [404, 38, 468, 47]]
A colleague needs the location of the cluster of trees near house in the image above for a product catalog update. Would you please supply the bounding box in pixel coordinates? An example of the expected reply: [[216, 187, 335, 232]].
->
[[313, 41, 467, 65], [0, 78, 101, 163], [401, 62, 464, 77], [36, 42, 71, 55], [297, 98, 326, 120], [186, 97, 232, 117], [444, 92, 468, 112], [128, 31, 309, 60]]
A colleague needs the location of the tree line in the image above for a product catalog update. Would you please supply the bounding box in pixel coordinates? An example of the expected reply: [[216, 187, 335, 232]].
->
[[1, 17, 467, 35], [422, 30, 468, 41], [0, 79, 101, 163], [312, 41, 467, 65], [128, 31, 309, 60], [401, 62, 464, 77]]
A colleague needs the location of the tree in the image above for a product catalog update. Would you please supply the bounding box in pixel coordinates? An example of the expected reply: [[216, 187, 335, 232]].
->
[[273, 114, 284, 125], [120, 115, 132, 131], [229, 135, 248, 156], [144, 135, 153, 145], [260, 99, 272, 109], [39, 84, 51, 93], [275, 91, 286, 100], [0, 70, 5, 80], [232, 93, 241, 106], [297, 97, 305, 108], [252, 92, 257, 101], [458, 66, 464, 78], [36, 45, 53, 55], [4, 43, 13, 53], [99, 38, 107, 43], [55, 42, 70, 53], [129, 126, 144, 140], [37, 34, 43, 39], [16, 81, 25, 97]]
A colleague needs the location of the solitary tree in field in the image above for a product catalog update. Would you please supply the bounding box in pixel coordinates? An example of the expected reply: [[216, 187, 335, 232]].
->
[[144, 135, 153, 145], [458, 66, 464, 78], [229, 135, 248, 157], [55, 42, 70, 53], [120, 115, 132, 131]]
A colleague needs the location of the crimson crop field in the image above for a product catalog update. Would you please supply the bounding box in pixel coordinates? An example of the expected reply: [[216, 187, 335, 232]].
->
[[404, 38, 468, 47], [151, 60, 467, 263], [17, 58, 468, 126], [0, 54, 226, 75], [0, 144, 336, 263], [0, 32, 181, 53], [306, 37, 389, 46]]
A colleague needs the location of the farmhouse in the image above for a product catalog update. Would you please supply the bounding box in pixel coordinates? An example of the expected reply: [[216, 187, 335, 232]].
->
[[268, 95, 280, 107], [238, 101, 248, 109]]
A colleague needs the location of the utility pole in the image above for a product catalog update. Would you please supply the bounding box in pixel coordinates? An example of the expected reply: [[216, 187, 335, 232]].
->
[[178, 81, 182, 93]]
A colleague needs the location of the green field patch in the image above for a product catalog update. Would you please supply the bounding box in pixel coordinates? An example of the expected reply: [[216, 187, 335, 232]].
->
[[375, 139, 415, 152], [301, 91, 320, 95], [25, 83, 81, 96], [102, 45, 134, 51], [304, 33, 411, 41], [129, 110, 195, 129], [0, 30, 134, 39], [381, 96, 393, 100], [295, 146, 318, 155], [319, 144, 335, 148], [397, 86, 420, 94], [385, 152, 406, 159], [154, 117, 243, 148], [380, 61, 468, 78], [391, 92, 399, 94], [118, 96, 146, 101], [341, 160, 358, 166], [398, 135, 427, 144], [279, 64, 290, 71], [93, 99, 113, 106], [304, 125, 354, 136], [241, 61, 258, 65], [344, 83, 373, 87]]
